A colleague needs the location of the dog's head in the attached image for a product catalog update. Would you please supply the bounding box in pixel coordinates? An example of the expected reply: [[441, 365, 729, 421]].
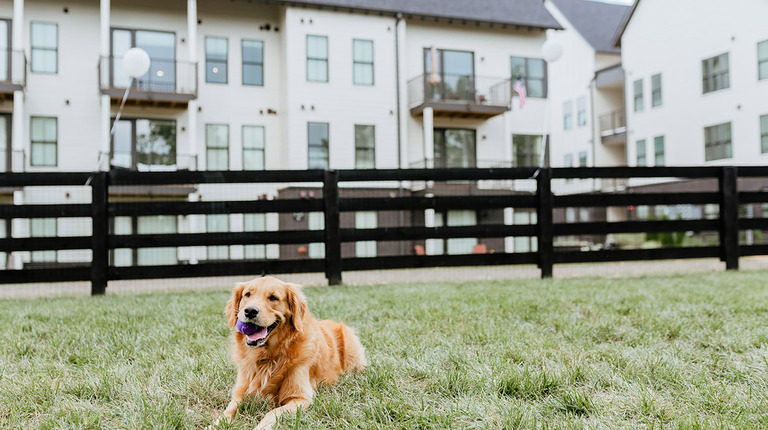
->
[[225, 276, 307, 347]]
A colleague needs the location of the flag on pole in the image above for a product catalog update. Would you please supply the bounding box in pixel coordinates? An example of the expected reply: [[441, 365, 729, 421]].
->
[[513, 78, 527, 109]]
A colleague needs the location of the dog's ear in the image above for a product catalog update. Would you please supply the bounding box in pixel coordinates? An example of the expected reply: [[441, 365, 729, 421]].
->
[[225, 283, 245, 329], [285, 282, 307, 334]]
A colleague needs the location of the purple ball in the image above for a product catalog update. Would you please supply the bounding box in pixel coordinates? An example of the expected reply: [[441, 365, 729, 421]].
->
[[236, 320, 259, 336]]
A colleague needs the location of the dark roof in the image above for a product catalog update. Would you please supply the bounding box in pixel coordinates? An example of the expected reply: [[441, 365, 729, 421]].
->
[[612, 0, 639, 48], [550, 0, 630, 53], [265, 0, 563, 30]]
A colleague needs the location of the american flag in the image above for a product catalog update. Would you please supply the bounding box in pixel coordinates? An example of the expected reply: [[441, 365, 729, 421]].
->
[[513, 79, 527, 109]]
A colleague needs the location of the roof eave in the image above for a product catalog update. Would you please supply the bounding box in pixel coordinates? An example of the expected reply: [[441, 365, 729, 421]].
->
[[612, 0, 639, 48]]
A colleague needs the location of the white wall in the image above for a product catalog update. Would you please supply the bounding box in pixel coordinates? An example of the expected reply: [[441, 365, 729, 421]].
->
[[622, 0, 768, 167]]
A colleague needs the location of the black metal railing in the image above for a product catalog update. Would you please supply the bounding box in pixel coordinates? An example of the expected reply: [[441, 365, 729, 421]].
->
[[408, 73, 512, 108], [599, 110, 626, 138], [1, 166, 767, 295], [99, 56, 197, 96]]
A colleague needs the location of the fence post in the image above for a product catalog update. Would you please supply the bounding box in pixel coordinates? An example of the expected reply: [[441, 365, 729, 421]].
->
[[323, 170, 342, 285], [90, 172, 109, 295], [719, 166, 739, 270], [536, 168, 554, 278]]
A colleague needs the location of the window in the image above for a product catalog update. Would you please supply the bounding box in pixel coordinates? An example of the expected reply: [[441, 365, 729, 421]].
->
[[512, 135, 543, 167], [761, 114, 768, 154], [578, 151, 587, 167], [424, 48, 474, 101], [30, 117, 57, 167], [651, 74, 662, 107], [564, 153, 573, 168], [511, 56, 547, 98], [206, 124, 229, 170], [577, 96, 587, 127], [205, 36, 228, 83], [244, 214, 266, 259], [704, 122, 732, 161], [702, 53, 729, 93], [112, 118, 176, 170], [437, 210, 478, 255], [31, 22, 57, 73], [308, 122, 329, 169], [243, 125, 265, 170], [137, 216, 177, 265], [633, 79, 643, 112], [308, 212, 325, 258], [434, 128, 476, 168], [111, 29, 175, 91], [353, 39, 373, 85], [207, 214, 229, 260], [307, 35, 328, 82], [654, 136, 665, 166], [355, 211, 377, 258], [354, 125, 375, 169], [0, 114, 9, 172], [636, 139, 647, 166], [31, 218, 56, 263], [563, 101, 573, 130], [512, 210, 537, 253], [759, 40, 768, 80], [242, 39, 263, 86]]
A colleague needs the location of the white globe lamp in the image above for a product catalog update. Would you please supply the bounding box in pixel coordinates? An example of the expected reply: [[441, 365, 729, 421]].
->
[[542, 40, 563, 63], [122, 47, 151, 78]]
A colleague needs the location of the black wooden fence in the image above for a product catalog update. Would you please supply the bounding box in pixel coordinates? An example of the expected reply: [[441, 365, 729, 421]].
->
[[1, 166, 767, 295]]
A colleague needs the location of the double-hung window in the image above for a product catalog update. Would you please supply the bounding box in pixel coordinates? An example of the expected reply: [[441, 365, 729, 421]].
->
[[206, 124, 229, 170], [243, 125, 265, 170], [636, 139, 647, 166], [633, 79, 643, 112], [307, 35, 328, 82], [651, 74, 662, 107], [31, 22, 58, 73], [704, 122, 732, 161], [577, 96, 587, 127], [308, 122, 329, 169], [759, 40, 768, 80], [434, 128, 476, 168], [205, 36, 228, 83], [702, 53, 729, 93], [511, 56, 547, 98], [242, 40, 263, 86], [654, 136, 665, 166], [352, 39, 373, 85], [563, 101, 573, 130], [30, 117, 57, 167], [354, 125, 375, 169], [512, 135, 542, 167], [761, 114, 768, 154]]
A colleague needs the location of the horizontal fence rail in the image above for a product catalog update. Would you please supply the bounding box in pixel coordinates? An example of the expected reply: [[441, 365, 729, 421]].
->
[[0, 166, 766, 294]]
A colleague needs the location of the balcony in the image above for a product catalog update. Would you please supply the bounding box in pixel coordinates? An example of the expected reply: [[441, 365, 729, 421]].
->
[[99, 56, 197, 108], [408, 73, 512, 119], [0, 50, 27, 99], [599, 110, 626, 145]]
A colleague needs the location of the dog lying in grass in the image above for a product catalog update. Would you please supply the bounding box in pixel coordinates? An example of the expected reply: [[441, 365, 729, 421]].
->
[[215, 276, 367, 430]]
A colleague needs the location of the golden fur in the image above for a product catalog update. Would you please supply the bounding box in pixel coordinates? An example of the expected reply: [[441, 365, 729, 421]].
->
[[217, 276, 366, 430]]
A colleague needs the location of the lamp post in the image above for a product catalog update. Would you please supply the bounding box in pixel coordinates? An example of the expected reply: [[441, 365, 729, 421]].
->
[[539, 39, 563, 169], [109, 47, 151, 136]]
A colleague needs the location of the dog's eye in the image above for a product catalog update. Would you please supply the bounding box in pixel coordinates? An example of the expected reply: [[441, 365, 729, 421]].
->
[[244, 292, 251, 298], [268, 294, 279, 302]]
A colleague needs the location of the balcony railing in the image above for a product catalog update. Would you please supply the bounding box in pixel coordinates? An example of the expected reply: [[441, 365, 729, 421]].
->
[[98, 151, 198, 172], [408, 73, 512, 118], [0, 50, 27, 96], [99, 56, 197, 107], [599, 110, 626, 142]]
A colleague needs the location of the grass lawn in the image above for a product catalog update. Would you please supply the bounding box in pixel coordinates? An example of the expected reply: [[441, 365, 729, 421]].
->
[[2, 270, 768, 429]]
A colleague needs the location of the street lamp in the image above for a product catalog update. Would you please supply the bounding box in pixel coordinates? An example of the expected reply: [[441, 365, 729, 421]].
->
[[538, 39, 563, 169]]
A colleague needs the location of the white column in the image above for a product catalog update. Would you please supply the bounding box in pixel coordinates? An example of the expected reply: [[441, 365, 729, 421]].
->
[[422, 107, 434, 168], [396, 17, 408, 169], [186, 0, 198, 170], [100, 0, 111, 167], [12, 0, 24, 171]]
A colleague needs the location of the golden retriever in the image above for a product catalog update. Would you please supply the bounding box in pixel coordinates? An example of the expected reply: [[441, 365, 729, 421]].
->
[[216, 276, 367, 430]]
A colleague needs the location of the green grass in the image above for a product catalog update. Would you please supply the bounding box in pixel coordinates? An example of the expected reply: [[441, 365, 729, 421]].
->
[[2, 270, 768, 429]]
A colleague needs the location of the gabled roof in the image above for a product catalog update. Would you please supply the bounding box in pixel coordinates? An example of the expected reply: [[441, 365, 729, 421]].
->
[[612, 0, 639, 48], [550, 0, 630, 54], [262, 0, 563, 30]]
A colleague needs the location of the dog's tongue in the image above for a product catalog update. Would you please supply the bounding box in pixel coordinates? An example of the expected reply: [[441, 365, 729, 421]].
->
[[247, 326, 269, 341]]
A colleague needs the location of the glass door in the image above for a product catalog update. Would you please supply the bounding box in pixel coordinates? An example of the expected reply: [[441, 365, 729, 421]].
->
[[111, 29, 176, 91]]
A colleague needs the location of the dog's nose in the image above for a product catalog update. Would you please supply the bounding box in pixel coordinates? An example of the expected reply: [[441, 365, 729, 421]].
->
[[243, 306, 259, 319]]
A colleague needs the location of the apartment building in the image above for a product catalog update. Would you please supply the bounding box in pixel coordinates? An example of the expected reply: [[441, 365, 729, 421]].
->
[[0, 0, 563, 268]]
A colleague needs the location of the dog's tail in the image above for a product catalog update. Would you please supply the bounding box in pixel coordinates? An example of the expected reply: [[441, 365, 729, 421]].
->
[[340, 324, 368, 372]]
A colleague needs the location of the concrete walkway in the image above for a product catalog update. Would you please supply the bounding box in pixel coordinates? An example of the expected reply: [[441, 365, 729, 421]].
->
[[3, 256, 768, 299]]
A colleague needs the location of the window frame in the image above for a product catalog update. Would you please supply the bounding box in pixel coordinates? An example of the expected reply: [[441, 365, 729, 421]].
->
[[354, 124, 375, 169], [759, 40, 768, 81], [510, 56, 547, 98], [633, 79, 644, 112], [242, 125, 265, 170], [110, 27, 177, 92], [512, 134, 543, 167], [110, 118, 177, 170], [205, 124, 230, 170], [242, 39, 264, 86], [433, 128, 477, 168], [651, 73, 662, 107], [761, 114, 768, 154], [205, 36, 228, 84], [30, 116, 57, 167], [702, 52, 730, 94], [30, 21, 58, 74], [654, 135, 665, 166], [704, 122, 733, 161], [636, 139, 647, 167], [306, 35, 329, 83], [577, 96, 587, 127], [563, 100, 573, 130], [352, 39, 374, 86], [308, 122, 329, 169]]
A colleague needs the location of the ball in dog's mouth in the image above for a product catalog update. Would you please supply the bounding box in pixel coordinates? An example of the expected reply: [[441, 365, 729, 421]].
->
[[237, 320, 279, 347]]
